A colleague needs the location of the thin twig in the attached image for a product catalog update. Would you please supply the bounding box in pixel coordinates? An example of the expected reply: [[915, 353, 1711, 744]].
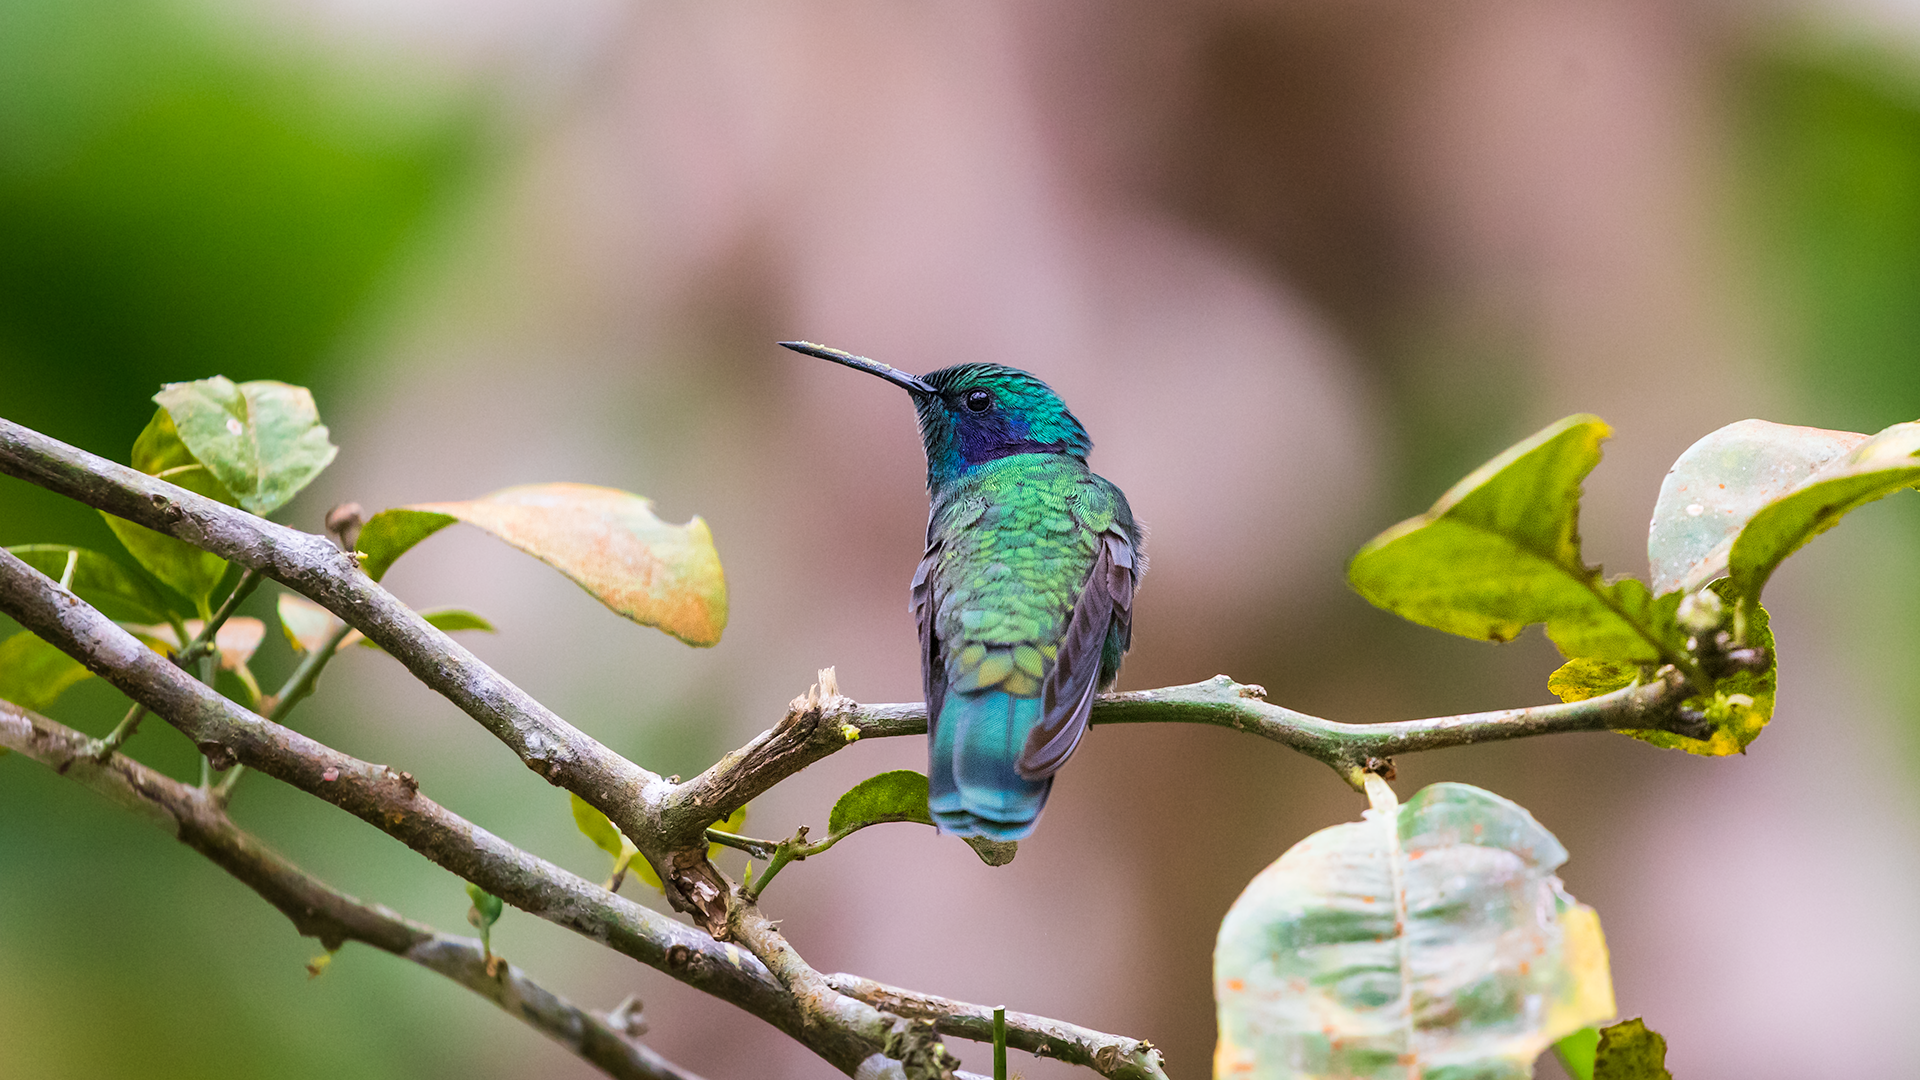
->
[[215, 617, 357, 803], [0, 548, 814, 1056], [0, 701, 705, 1080], [825, 974, 1170, 1080]]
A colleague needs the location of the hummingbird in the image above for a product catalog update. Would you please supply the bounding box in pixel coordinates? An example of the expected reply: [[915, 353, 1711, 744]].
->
[[784, 341, 1143, 840]]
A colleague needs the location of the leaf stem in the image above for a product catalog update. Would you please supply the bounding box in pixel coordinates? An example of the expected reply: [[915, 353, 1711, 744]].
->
[[993, 1006, 1007, 1080], [216, 618, 356, 803], [89, 703, 149, 761]]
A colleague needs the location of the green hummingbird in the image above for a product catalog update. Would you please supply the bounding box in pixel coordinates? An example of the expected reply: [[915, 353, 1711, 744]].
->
[[785, 341, 1143, 840]]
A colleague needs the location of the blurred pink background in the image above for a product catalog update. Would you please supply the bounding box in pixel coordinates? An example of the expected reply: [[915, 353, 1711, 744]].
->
[[8, 0, 1920, 1077]]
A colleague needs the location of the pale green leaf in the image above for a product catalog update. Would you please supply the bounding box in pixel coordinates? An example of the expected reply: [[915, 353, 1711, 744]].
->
[[1214, 781, 1615, 1079], [6, 545, 169, 623], [464, 882, 503, 929], [1726, 420, 1920, 623], [0, 632, 92, 711], [571, 792, 624, 859], [359, 484, 727, 646], [154, 377, 338, 516], [1348, 416, 1684, 665], [1647, 419, 1867, 595]]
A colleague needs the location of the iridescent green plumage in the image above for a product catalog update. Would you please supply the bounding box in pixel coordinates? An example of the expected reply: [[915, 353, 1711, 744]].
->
[[786, 342, 1143, 839]]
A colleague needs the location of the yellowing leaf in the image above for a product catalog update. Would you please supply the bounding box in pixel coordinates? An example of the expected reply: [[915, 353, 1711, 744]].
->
[[1548, 658, 1638, 704], [1214, 781, 1614, 1078], [358, 484, 727, 647], [128, 618, 266, 672], [278, 593, 348, 654]]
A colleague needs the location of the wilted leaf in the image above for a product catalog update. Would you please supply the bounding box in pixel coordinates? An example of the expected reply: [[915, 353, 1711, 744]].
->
[[154, 377, 338, 516], [278, 593, 343, 655], [1726, 420, 1920, 625], [1592, 1019, 1671, 1080], [6, 545, 169, 623], [1623, 597, 1776, 757], [1348, 416, 1684, 665], [1647, 419, 1867, 595], [1214, 780, 1615, 1079], [0, 632, 92, 711], [127, 617, 267, 672], [1554, 1027, 1600, 1080], [962, 837, 1018, 866], [1548, 658, 1640, 704], [359, 484, 727, 646], [829, 770, 937, 836]]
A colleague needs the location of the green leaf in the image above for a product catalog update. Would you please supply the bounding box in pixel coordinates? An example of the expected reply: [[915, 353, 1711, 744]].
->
[[1214, 781, 1615, 1078], [1726, 419, 1920, 622], [6, 545, 169, 623], [358, 484, 728, 646], [1647, 418, 1868, 595], [106, 410, 235, 606], [354, 508, 458, 583], [1348, 415, 1684, 665], [351, 608, 494, 651], [1554, 1027, 1600, 1080], [1624, 595, 1776, 757], [153, 377, 338, 516], [570, 792, 625, 859], [464, 882, 503, 937], [1548, 658, 1639, 704], [1593, 1018, 1671, 1080], [419, 608, 494, 634], [0, 632, 92, 711], [828, 769, 937, 836]]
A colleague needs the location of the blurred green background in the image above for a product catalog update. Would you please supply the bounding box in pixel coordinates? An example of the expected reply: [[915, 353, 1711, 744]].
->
[[3, 0, 1919, 1077]]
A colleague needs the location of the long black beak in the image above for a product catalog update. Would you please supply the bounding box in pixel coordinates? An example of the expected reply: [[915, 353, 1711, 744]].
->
[[781, 341, 935, 394]]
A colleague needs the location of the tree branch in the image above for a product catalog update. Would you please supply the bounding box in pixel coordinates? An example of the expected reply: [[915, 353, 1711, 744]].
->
[[825, 974, 1170, 1080], [665, 664, 1700, 842], [0, 546, 830, 1060], [0, 419, 677, 880], [0, 700, 704, 1080]]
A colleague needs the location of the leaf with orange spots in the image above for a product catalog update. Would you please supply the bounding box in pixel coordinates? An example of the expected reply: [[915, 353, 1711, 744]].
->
[[357, 483, 728, 647], [1214, 779, 1615, 1079]]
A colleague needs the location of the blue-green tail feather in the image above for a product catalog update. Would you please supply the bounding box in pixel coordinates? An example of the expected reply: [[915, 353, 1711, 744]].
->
[[928, 690, 1050, 840]]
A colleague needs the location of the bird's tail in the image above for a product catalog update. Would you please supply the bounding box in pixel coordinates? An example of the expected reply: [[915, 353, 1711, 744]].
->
[[928, 689, 1051, 840]]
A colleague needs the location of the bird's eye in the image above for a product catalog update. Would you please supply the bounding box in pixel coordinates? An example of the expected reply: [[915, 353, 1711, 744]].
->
[[964, 389, 993, 413]]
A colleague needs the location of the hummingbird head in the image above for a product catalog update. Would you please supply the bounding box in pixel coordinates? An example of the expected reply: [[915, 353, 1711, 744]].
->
[[782, 341, 1092, 485]]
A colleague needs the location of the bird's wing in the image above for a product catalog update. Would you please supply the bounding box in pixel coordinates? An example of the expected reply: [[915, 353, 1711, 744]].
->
[[1016, 527, 1136, 780], [911, 539, 947, 728]]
